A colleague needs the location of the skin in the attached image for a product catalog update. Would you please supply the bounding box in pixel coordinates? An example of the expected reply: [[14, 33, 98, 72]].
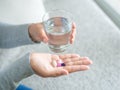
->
[[28, 22, 92, 77], [30, 53, 92, 77], [28, 22, 76, 44]]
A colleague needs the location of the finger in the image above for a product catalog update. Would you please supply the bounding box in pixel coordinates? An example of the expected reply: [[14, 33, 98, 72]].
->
[[79, 57, 93, 64], [79, 57, 90, 60], [64, 56, 91, 62], [64, 57, 93, 64], [50, 68, 68, 77], [40, 29, 49, 43], [51, 55, 62, 64], [51, 60, 57, 67], [63, 65, 89, 73], [63, 58, 78, 63], [70, 22, 76, 44], [65, 59, 92, 66], [37, 23, 48, 43], [63, 57, 81, 63], [59, 54, 80, 60], [52, 59, 64, 67]]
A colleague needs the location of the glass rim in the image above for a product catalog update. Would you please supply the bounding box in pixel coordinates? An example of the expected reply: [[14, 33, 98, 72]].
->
[[42, 9, 73, 22]]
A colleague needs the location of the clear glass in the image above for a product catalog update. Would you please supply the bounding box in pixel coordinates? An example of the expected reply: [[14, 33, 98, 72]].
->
[[43, 10, 73, 53]]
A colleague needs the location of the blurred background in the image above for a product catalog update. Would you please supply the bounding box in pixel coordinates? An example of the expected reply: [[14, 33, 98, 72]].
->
[[0, 0, 120, 27], [0, 0, 46, 24], [0, 0, 120, 90]]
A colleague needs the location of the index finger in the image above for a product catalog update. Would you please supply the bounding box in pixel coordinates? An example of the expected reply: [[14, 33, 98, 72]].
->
[[63, 65, 89, 73]]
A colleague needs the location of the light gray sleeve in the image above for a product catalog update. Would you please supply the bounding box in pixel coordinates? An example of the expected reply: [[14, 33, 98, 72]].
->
[[0, 22, 34, 48], [0, 53, 34, 90]]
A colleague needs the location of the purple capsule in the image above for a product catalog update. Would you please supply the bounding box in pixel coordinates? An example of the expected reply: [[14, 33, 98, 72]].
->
[[57, 62, 65, 67], [61, 63, 65, 66]]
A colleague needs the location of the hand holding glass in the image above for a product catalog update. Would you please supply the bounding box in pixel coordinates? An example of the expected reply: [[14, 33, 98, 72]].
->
[[43, 10, 73, 53]]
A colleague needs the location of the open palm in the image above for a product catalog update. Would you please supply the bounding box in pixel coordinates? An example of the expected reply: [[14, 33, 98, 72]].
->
[[30, 53, 92, 77]]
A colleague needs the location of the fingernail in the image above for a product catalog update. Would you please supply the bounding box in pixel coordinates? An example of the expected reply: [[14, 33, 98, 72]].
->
[[89, 60, 93, 64], [84, 57, 93, 64], [85, 66, 90, 70]]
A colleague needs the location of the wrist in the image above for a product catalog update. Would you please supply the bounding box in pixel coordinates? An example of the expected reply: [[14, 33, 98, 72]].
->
[[28, 23, 43, 43], [29, 53, 37, 74]]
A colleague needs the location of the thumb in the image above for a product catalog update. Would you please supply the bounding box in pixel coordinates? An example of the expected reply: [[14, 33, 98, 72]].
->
[[51, 68, 69, 77]]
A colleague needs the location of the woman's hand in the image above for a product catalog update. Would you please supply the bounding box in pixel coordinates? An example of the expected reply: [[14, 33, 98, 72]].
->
[[28, 22, 76, 44], [30, 53, 92, 77]]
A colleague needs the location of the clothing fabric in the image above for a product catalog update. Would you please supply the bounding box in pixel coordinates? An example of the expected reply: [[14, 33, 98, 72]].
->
[[0, 22, 34, 90]]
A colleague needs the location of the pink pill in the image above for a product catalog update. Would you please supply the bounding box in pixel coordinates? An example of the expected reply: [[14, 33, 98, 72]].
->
[[57, 63, 62, 67]]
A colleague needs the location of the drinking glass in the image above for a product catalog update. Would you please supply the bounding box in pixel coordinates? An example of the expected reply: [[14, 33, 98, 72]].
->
[[43, 10, 73, 53]]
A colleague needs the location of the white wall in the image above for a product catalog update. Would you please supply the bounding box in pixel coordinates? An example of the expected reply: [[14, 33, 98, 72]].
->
[[0, 0, 46, 24]]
